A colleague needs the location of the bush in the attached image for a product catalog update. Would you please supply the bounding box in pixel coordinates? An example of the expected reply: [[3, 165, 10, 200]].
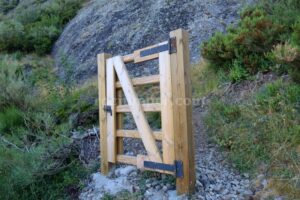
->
[[0, 0, 19, 14], [292, 19, 300, 47], [271, 42, 300, 83], [25, 17, 61, 54], [202, 0, 300, 82], [0, 107, 24, 133], [0, 19, 24, 51], [0, 54, 92, 199], [0, 0, 84, 54], [0, 55, 31, 109]]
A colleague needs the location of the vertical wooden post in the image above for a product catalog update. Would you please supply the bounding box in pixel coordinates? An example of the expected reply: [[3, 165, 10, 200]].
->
[[98, 53, 111, 175], [159, 50, 175, 165], [169, 29, 195, 195], [106, 58, 117, 163]]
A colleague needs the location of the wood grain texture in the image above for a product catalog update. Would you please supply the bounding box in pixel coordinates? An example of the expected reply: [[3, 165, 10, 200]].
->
[[117, 155, 137, 165], [116, 75, 160, 88], [117, 89, 124, 154], [170, 29, 195, 195], [117, 130, 162, 140], [98, 53, 111, 175], [106, 58, 117, 163], [159, 50, 175, 165], [116, 103, 161, 112], [113, 56, 162, 163]]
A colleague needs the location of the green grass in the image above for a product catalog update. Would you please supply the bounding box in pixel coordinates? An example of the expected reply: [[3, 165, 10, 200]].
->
[[191, 61, 222, 98], [205, 79, 300, 198], [0, 53, 98, 200]]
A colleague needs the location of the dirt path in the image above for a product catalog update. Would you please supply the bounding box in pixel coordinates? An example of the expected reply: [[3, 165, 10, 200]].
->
[[191, 106, 253, 200]]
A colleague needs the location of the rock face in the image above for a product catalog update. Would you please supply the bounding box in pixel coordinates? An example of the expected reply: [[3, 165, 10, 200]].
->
[[53, 0, 252, 82]]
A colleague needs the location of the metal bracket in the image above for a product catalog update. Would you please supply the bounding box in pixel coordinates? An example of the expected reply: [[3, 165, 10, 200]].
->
[[140, 37, 177, 57], [143, 160, 183, 178], [103, 105, 112, 116]]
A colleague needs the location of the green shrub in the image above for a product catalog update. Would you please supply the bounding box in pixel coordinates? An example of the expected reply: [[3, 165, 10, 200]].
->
[[271, 42, 300, 83], [0, 0, 19, 14], [0, 107, 24, 133], [0, 55, 31, 109], [202, 8, 283, 74], [0, 54, 92, 200], [25, 16, 61, 54], [292, 18, 300, 47], [0, 19, 24, 51], [0, 0, 84, 54], [229, 60, 249, 83], [202, 0, 300, 82]]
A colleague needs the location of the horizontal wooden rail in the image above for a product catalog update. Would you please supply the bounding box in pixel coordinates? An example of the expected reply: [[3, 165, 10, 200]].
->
[[122, 41, 168, 64], [117, 130, 162, 140], [116, 75, 160, 88], [116, 155, 137, 165], [116, 103, 161, 112], [123, 54, 134, 63]]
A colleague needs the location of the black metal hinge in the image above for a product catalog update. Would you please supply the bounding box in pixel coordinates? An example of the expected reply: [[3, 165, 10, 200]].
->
[[140, 37, 177, 57], [103, 105, 112, 116], [144, 160, 183, 178]]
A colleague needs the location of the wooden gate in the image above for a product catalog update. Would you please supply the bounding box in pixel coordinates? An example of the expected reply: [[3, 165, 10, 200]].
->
[[97, 29, 195, 194]]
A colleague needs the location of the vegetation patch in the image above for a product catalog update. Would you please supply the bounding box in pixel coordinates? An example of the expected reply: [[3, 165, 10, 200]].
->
[[0, 54, 98, 200], [202, 0, 300, 83], [205, 79, 300, 198], [0, 0, 84, 55]]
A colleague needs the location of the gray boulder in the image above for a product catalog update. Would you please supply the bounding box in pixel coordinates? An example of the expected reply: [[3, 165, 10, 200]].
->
[[53, 0, 252, 82]]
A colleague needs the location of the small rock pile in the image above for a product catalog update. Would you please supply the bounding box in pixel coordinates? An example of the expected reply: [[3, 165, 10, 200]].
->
[[79, 165, 180, 200]]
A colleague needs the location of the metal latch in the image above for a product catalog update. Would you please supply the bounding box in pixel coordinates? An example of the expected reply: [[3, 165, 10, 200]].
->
[[143, 160, 183, 178], [103, 105, 112, 116], [140, 37, 177, 57]]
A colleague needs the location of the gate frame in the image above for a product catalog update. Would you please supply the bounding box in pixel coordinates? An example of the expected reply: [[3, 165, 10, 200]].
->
[[98, 29, 195, 195]]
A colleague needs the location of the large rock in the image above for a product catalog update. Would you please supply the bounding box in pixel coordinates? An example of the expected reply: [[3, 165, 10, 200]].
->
[[53, 0, 252, 82]]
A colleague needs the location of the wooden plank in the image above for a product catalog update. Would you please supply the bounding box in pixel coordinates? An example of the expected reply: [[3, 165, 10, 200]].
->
[[123, 54, 134, 63], [117, 130, 163, 140], [117, 89, 124, 154], [113, 56, 162, 163], [170, 29, 195, 195], [106, 58, 117, 163], [116, 75, 160, 88], [159, 50, 175, 165], [116, 103, 161, 112], [117, 155, 137, 165], [98, 53, 111, 175], [133, 41, 168, 63]]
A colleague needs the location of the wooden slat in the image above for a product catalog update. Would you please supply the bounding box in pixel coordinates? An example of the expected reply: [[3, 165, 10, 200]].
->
[[170, 29, 195, 194], [117, 130, 162, 140], [106, 58, 117, 163], [116, 103, 161, 112], [117, 89, 124, 154], [159, 50, 175, 165], [123, 54, 134, 63], [117, 155, 137, 165], [116, 75, 160, 88], [113, 56, 162, 163], [133, 41, 168, 63], [98, 53, 111, 175]]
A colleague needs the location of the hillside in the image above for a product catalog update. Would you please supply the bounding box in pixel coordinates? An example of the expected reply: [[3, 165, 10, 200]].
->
[[0, 0, 299, 200]]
